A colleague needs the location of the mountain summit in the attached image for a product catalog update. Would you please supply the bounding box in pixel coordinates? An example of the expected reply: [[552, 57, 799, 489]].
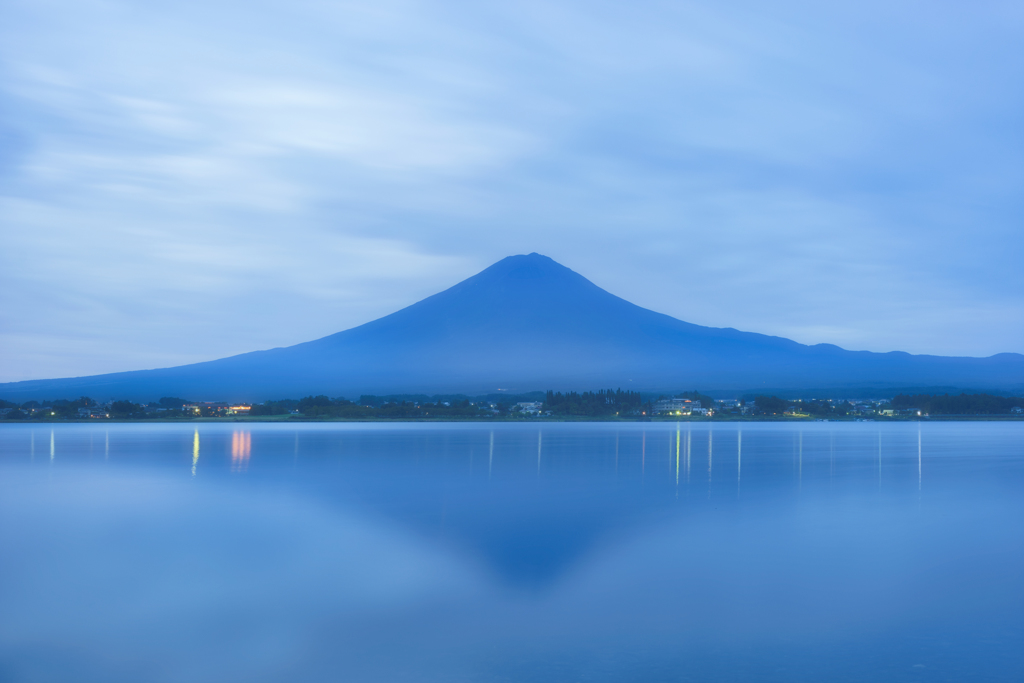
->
[[2, 253, 1022, 401]]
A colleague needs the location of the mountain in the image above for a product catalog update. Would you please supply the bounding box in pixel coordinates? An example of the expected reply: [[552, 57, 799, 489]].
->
[[2, 253, 1022, 401]]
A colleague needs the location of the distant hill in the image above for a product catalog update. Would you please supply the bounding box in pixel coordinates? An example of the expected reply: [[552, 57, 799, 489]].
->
[[2, 253, 1022, 401]]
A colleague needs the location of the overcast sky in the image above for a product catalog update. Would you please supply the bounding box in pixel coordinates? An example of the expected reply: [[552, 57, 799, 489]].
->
[[1, 0, 1022, 382]]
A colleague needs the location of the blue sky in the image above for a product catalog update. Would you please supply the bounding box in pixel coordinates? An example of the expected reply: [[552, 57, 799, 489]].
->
[[1, 0, 1021, 382]]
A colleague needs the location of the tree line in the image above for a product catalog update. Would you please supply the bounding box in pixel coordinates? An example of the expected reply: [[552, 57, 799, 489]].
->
[[544, 389, 646, 416], [891, 393, 1023, 415], [3, 391, 1020, 420]]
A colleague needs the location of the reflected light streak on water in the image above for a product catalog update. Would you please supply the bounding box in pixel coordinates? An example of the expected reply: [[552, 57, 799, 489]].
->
[[799, 430, 803, 488], [675, 427, 680, 489], [192, 429, 200, 477], [737, 429, 742, 487], [230, 430, 251, 472], [537, 430, 542, 474]]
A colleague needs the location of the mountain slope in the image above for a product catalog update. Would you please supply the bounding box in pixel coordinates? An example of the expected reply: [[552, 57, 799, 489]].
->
[[2, 253, 1021, 401]]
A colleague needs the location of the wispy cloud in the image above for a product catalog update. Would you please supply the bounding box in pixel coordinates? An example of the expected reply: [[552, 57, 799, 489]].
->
[[1, 0, 1021, 381]]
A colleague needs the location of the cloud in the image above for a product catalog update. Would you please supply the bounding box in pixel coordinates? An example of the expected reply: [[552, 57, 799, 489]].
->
[[0, 0, 1021, 381]]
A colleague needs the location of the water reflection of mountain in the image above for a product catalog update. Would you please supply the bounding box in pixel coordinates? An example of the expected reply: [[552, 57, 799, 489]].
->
[[193, 424, 928, 589], [364, 474, 666, 590], [240, 427, 667, 589], [268, 425, 860, 589]]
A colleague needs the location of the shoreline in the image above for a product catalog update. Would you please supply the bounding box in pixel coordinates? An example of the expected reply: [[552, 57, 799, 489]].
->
[[2, 415, 1021, 424]]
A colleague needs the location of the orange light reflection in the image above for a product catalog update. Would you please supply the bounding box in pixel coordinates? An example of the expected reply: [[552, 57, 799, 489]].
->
[[231, 430, 251, 472]]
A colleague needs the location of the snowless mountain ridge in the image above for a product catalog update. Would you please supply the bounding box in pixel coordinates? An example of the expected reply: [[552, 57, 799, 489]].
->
[[2, 253, 1021, 401]]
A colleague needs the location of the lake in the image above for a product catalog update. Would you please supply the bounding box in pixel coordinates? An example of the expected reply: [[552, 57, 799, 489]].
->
[[1, 422, 1022, 682]]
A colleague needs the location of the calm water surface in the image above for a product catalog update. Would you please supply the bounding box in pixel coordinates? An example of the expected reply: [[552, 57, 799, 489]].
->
[[1, 422, 1022, 682]]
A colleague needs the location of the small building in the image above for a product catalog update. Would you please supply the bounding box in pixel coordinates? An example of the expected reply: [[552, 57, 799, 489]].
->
[[654, 399, 692, 416], [184, 402, 230, 416], [516, 402, 543, 415]]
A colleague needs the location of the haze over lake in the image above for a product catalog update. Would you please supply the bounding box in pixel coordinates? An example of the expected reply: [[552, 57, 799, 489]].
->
[[2, 422, 1022, 682]]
